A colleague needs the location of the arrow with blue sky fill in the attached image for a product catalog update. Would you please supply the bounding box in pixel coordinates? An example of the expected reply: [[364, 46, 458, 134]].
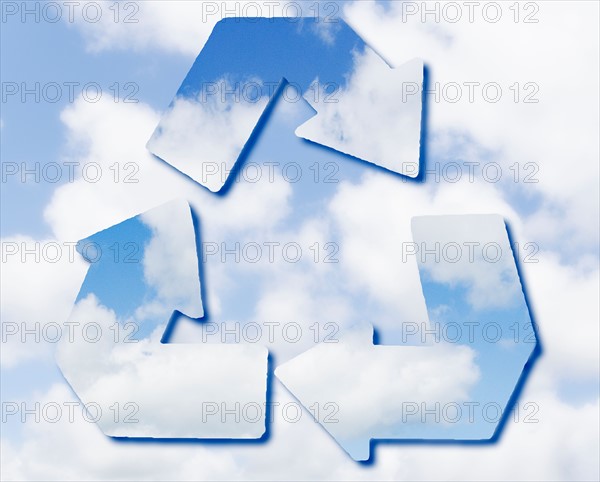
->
[[275, 214, 539, 461], [147, 17, 423, 192], [56, 200, 268, 439]]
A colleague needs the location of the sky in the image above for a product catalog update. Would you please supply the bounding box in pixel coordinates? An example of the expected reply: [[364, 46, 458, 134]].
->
[[1, 1, 599, 480]]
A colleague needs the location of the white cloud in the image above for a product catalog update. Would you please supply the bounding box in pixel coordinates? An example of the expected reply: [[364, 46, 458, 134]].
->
[[0, 236, 88, 367], [69, 1, 327, 57], [411, 214, 523, 311], [1, 383, 247, 481], [147, 81, 269, 192], [56, 293, 268, 439], [343, 0, 600, 255], [4, 373, 598, 480], [276, 325, 480, 460], [69, 1, 214, 57], [327, 172, 521, 334], [522, 251, 599, 381], [44, 97, 292, 242], [297, 50, 423, 178], [140, 200, 203, 318]]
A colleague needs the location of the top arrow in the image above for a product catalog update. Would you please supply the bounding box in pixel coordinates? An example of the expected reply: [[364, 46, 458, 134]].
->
[[147, 18, 423, 192]]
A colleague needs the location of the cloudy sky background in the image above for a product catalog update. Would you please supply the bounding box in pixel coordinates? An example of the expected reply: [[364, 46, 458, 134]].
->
[[1, 1, 599, 480]]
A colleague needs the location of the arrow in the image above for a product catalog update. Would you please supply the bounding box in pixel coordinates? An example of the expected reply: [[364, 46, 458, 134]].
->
[[146, 17, 423, 192], [276, 214, 538, 461], [295, 56, 423, 179], [56, 200, 268, 439]]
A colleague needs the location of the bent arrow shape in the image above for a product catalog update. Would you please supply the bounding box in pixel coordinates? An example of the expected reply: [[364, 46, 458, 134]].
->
[[56, 200, 268, 439], [276, 214, 539, 461], [147, 17, 423, 192]]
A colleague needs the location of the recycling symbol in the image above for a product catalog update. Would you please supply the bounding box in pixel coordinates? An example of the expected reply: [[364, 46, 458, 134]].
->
[[56, 18, 539, 462]]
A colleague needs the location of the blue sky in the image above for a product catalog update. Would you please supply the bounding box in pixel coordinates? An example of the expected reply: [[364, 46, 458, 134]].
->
[[0, 17, 190, 238], [1, 2, 598, 480], [180, 17, 362, 96], [76, 215, 151, 322]]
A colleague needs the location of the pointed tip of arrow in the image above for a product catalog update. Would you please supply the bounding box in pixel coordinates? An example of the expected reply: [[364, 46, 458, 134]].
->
[[275, 324, 378, 460], [294, 55, 424, 179], [75, 199, 204, 320]]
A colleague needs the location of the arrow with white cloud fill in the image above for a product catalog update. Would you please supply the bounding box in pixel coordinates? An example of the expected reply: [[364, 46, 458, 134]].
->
[[147, 18, 423, 192], [276, 214, 539, 461], [295, 55, 423, 178], [56, 200, 268, 439]]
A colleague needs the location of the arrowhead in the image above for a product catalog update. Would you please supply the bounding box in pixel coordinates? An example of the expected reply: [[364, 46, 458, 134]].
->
[[76, 199, 203, 320], [277, 214, 538, 462], [57, 200, 268, 440], [295, 56, 424, 178], [147, 18, 423, 190], [275, 325, 375, 461]]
